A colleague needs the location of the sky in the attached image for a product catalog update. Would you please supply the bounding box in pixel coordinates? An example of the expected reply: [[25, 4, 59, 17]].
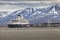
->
[[0, 1, 59, 12]]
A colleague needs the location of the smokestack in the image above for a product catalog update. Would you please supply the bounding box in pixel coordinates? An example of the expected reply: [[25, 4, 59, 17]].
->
[[18, 15, 21, 21]]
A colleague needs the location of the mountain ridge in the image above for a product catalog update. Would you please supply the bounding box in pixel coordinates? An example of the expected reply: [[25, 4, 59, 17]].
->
[[0, 4, 60, 24]]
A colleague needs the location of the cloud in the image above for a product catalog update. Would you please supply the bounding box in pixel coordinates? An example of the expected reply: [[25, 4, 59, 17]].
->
[[0, 1, 59, 12]]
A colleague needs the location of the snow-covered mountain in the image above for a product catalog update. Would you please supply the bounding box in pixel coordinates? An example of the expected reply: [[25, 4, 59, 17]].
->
[[0, 4, 60, 24], [0, 11, 11, 18], [28, 5, 60, 23]]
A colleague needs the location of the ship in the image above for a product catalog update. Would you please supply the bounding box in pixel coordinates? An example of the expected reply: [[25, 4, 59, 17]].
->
[[8, 15, 30, 28]]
